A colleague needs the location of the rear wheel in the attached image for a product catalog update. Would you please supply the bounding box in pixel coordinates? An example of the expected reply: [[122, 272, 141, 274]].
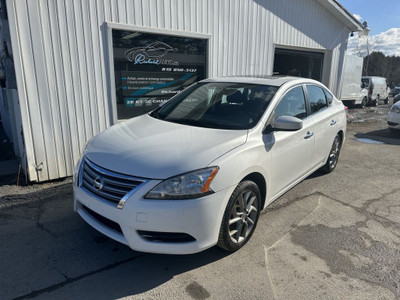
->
[[374, 96, 380, 106], [218, 181, 261, 251], [322, 134, 341, 173], [359, 97, 367, 108]]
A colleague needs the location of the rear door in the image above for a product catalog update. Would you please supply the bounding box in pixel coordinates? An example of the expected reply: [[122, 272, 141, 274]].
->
[[304, 85, 338, 167]]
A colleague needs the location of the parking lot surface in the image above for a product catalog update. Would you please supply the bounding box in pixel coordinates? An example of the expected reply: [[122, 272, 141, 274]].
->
[[0, 104, 399, 300]]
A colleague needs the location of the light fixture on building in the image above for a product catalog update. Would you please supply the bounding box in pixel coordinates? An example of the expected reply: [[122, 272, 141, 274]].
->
[[358, 21, 370, 37]]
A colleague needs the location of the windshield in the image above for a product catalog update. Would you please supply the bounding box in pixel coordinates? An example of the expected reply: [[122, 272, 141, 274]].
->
[[361, 79, 370, 87], [150, 82, 278, 129]]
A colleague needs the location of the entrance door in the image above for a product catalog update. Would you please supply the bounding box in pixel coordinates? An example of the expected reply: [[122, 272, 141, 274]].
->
[[274, 48, 324, 81]]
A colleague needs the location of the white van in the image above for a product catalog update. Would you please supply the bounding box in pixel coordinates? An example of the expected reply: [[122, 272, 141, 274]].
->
[[340, 55, 368, 108], [361, 76, 388, 105]]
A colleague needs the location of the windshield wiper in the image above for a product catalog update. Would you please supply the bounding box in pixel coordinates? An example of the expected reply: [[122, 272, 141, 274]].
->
[[165, 118, 215, 128], [149, 109, 163, 119], [165, 118, 246, 130]]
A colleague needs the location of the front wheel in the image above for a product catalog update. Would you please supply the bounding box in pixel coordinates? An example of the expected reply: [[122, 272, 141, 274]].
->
[[217, 181, 261, 251], [321, 134, 341, 173]]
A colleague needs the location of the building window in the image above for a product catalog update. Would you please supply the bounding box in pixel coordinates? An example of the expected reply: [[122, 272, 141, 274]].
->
[[112, 29, 208, 120]]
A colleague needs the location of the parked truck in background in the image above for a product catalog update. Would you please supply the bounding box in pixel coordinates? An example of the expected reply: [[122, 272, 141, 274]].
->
[[361, 76, 388, 106], [340, 55, 368, 108]]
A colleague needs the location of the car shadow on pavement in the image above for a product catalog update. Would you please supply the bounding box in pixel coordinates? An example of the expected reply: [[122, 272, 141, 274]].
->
[[354, 129, 400, 146], [304, 169, 326, 180], [0, 184, 233, 300]]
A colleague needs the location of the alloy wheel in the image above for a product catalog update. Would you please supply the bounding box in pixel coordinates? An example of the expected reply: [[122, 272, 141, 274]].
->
[[228, 190, 258, 244], [328, 136, 340, 169]]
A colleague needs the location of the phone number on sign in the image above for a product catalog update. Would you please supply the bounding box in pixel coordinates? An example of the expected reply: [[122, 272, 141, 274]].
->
[[161, 68, 197, 72]]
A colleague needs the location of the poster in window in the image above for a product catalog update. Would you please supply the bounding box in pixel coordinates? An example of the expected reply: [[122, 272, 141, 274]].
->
[[112, 29, 207, 119]]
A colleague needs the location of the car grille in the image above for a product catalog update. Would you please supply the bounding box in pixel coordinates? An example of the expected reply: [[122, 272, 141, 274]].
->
[[79, 158, 147, 208], [388, 121, 399, 126], [82, 205, 123, 234]]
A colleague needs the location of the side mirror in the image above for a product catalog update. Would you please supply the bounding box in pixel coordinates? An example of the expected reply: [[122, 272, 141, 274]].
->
[[264, 116, 303, 134]]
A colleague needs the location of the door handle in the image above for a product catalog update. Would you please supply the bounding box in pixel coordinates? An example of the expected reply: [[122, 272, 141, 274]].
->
[[330, 120, 337, 126], [304, 131, 314, 139]]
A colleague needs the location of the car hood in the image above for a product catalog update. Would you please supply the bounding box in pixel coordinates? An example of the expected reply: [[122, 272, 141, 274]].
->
[[84, 114, 248, 179]]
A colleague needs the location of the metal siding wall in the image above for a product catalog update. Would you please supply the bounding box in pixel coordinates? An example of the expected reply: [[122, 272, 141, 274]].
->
[[8, 0, 349, 181]]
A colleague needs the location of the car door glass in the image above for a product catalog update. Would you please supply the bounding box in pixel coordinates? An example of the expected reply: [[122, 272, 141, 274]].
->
[[275, 86, 307, 119], [323, 88, 333, 105], [306, 85, 328, 114]]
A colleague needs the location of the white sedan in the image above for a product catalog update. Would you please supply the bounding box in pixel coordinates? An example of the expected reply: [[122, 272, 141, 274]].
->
[[73, 76, 346, 254], [387, 101, 400, 132]]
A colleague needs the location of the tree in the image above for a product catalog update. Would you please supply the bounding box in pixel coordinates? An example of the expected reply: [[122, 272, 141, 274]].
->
[[364, 52, 386, 77], [362, 52, 400, 88], [352, 35, 378, 75]]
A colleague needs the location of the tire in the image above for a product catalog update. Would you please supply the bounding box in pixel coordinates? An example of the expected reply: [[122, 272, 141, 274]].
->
[[384, 97, 388, 104], [321, 134, 341, 173], [218, 180, 261, 252], [359, 97, 367, 109], [374, 96, 379, 106]]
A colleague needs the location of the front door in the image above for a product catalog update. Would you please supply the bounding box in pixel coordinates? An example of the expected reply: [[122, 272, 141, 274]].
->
[[266, 85, 315, 197]]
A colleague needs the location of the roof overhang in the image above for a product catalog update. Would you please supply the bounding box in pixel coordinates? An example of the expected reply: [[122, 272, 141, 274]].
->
[[315, 0, 364, 32]]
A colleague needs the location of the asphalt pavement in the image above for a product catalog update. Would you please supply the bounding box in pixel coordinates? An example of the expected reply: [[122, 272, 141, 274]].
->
[[0, 104, 399, 300]]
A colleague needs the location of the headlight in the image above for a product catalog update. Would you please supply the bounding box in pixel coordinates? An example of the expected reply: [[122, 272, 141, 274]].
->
[[390, 105, 400, 113], [145, 167, 219, 200], [73, 158, 82, 186], [74, 137, 94, 186]]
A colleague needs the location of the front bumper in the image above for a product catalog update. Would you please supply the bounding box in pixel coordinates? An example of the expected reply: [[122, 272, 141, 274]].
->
[[74, 182, 235, 254]]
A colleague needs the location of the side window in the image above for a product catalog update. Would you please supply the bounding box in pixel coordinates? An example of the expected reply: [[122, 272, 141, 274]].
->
[[306, 85, 328, 114], [323, 88, 333, 105], [275, 86, 307, 120]]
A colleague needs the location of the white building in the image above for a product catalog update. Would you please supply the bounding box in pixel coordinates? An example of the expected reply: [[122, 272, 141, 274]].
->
[[0, 0, 362, 182]]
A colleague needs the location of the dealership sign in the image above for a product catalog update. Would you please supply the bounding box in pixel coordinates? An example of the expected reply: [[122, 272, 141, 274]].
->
[[112, 30, 207, 119], [124, 41, 179, 66]]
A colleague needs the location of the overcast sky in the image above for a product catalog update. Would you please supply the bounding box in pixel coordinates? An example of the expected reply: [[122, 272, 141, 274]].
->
[[339, 0, 400, 57]]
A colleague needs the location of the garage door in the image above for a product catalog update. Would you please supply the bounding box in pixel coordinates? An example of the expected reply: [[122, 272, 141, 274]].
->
[[273, 48, 324, 81]]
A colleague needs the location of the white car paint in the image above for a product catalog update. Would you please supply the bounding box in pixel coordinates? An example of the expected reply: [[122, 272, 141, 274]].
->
[[387, 101, 400, 131], [74, 76, 346, 254], [84, 115, 247, 179]]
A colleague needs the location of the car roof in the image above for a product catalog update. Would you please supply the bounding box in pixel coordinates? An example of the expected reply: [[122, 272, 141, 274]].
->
[[200, 76, 320, 87]]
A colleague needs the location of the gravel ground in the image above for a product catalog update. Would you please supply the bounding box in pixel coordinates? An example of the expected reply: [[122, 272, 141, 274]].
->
[[0, 178, 72, 208]]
